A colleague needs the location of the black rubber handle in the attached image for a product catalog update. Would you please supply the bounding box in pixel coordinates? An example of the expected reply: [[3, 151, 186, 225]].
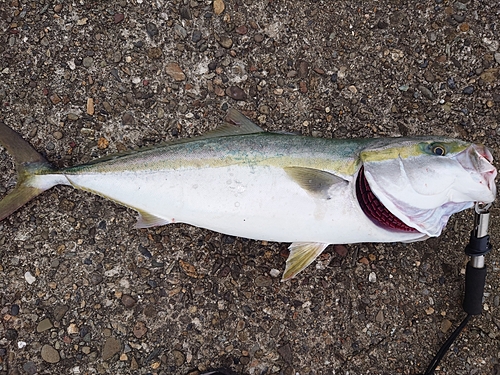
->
[[463, 261, 487, 316]]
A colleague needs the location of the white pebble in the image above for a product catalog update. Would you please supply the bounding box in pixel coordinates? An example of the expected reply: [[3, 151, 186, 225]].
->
[[368, 272, 377, 283], [269, 269, 280, 278], [24, 271, 36, 284], [18, 341, 27, 349]]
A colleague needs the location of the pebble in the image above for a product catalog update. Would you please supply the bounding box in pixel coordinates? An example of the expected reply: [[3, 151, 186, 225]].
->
[[334, 244, 348, 257], [102, 337, 121, 361], [41, 344, 60, 363], [121, 294, 136, 308], [25, 271, 36, 284], [22, 361, 37, 375], [37, 318, 53, 332], [114, 13, 124, 24], [495, 53, 500, 64], [213, 0, 225, 15], [165, 62, 186, 81], [218, 36, 233, 49], [278, 344, 293, 364], [133, 321, 148, 338], [172, 350, 185, 366], [236, 25, 248, 35], [87, 97, 94, 115], [122, 112, 135, 125], [82, 56, 93, 68], [53, 304, 69, 321], [180, 6, 192, 20], [269, 269, 280, 278], [148, 47, 162, 59], [440, 319, 452, 333], [53, 131, 63, 140], [447, 77, 456, 89], [254, 275, 272, 287], [418, 85, 434, 100], [146, 23, 159, 38], [226, 86, 246, 100], [375, 310, 384, 322], [462, 86, 474, 95], [11, 304, 20, 316], [368, 272, 377, 282], [192, 30, 202, 43]]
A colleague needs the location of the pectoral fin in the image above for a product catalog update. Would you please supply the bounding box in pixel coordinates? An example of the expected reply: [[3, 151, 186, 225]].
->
[[284, 167, 347, 199], [282, 242, 329, 281]]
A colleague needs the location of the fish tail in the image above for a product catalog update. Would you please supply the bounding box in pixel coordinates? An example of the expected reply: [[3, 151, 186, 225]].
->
[[0, 121, 58, 221]]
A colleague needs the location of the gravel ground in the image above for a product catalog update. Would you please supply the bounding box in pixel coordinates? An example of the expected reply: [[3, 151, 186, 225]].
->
[[1, 0, 500, 374]]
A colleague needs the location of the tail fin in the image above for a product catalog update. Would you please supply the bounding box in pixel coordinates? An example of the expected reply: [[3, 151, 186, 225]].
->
[[0, 121, 56, 221]]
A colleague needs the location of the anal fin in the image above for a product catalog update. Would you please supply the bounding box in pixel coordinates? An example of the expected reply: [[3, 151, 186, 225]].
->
[[282, 242, 329, 281], [135, 211, 170, 229]]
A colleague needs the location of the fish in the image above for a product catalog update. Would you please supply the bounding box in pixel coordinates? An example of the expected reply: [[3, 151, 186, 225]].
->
[[0, 109, 496, 280]]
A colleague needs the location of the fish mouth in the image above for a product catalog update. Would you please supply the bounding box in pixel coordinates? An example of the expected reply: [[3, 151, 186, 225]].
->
[[356, 166, 419, 233]]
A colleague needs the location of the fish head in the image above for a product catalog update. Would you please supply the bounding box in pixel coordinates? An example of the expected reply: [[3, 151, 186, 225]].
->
[[358, 138, 497, 237]]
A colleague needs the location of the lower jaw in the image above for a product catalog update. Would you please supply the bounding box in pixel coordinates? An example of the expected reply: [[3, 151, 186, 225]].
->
[[356, 167, 419, 233]]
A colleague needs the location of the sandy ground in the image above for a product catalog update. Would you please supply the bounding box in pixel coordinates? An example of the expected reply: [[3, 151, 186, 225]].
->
[[1, 0, 500, 374]]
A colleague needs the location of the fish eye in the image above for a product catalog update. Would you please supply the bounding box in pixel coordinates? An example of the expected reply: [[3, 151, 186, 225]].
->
[[430, 143, 446, 156]]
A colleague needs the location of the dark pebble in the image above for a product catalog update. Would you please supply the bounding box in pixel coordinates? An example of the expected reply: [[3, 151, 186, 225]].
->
[[218, 265, 231, 278], [122, 112, 136, 125], [46, 142, 55, 151], [377, 20, 388, 29], [180, 6, 192, 20], [463, 86, 474, 95], [11, 304, 20, 316], [90, 272, 103, 286], [278, 344, 293, 364], [22, 361, 37, 375], [121, 294, 137, 308], [418, 85, 434, 100], [452, 14, 465, 23], [138, 244, 152, 258], [242, 305, 253, 316], [419, 59, 429, 69], [226, 86, 247, 100], [223, 235, 235, 244], [110, 68, 121, 82], [53, 304, 69, 321], [147, 280, 158, 288], [134, 41, 144, 48], [146, 23, 159, 38], [5, 328, 18, 341], [447, 77, 456, 90], [192, 30, 202, 43], [208, 61, 218, 71], [330, 73, 338, 83], [0, 348, 6, 357]]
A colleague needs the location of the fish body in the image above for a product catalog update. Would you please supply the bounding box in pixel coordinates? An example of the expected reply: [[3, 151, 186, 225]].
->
[[0, 110, 496, 279]]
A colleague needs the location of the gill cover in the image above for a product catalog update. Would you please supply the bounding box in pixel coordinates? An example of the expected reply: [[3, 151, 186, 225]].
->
[[360, 139, 497, 236]]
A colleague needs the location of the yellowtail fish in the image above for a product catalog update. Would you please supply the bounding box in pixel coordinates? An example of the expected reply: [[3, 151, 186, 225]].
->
[[0, 110, 496, 279]]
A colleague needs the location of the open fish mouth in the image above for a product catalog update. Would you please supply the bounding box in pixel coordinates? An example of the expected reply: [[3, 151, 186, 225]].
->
[[356, 166, 419, 233]]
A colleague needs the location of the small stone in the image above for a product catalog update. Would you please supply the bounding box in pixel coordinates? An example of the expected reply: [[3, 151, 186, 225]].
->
[[440, 319, 452, 333], [67, 323, 79, 335], [368, 272, 377, 283], [375, 310, 384, 322], [25, 271, 36, 284], [86, 97, 94, 115], [133, 321, 148, 338], [459, 22, 469, 32], [41, 344, 60, 363], [334, 245, 348, 257], [425, 306, 435, 315], [254, 33, 264, 43], [213, 0, 225, 15], [179, 259, 199, 278], [218, 35, 233, 49], [49, 94, 61, 105], [278, 344, 293, 364], [299, 61, 309, 78], [146, 23, 159, 38], [97, 137, 109, 150], [121, 294, 136, 308], [447, 77, 456, 89], [462, 86, 474, 95], [235, 25, 247, 35], [53, 131, 63, 140], [53, 4, 63, 13], [226, 86, 246, 100], [254, 275, 272, 287], [53, 305, 69, 321], [172, 350, 185, 366], [299, 81, 307, 93], [23, 361, 37, 375], [148, 47, 162, 59], [179, 6, 192, 20], [270, 269, 280, 278], [114, 13, 124, 23], [480, 68, 499, 84], [165, 62, 186, 81], [37, 318, 53, 332], [67, 113, 79, 121], [102, 337, 121, 361], [192, 30, 202, 43], [122, 112, 135, 125], [495, 53, 500, 64], [82, 56, 93, 68], [11, 304, 20, 316], [418, 85, 434, 100]]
